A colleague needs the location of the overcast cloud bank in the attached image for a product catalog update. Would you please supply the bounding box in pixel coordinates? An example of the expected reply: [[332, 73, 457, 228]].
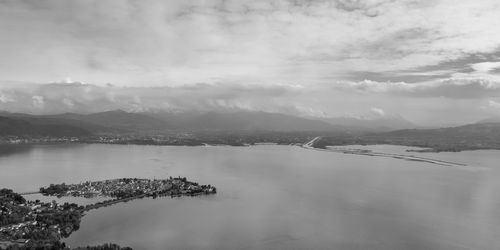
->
[[1, 0, 500, 126]]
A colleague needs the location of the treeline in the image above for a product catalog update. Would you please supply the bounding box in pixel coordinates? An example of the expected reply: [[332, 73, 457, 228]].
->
[[1, 189, 133, 250], [40, 184, 70, 196], [0, 188, 26, 204], [36, 209, 82, 238], [0, 189, 30, 227]]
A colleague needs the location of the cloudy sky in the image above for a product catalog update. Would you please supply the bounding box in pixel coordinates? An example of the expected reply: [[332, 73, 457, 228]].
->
[[1, 0, 500, 126]]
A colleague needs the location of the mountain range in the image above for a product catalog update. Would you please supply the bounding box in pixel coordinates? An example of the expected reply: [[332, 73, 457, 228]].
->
[[319, 115, 416, 132], [368, 122, 500, 151], [1, 110, 500, 150], [0, 110, 340, 135], [0, 116, 90, 137], [146, 111, 339, 132]]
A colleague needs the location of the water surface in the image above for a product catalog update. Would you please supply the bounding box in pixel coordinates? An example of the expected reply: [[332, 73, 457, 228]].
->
[[0, 144, 499, 249]]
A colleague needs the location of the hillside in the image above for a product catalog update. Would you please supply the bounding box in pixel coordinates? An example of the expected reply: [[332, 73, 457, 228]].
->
[[314, 122, 500, 151], [0, 111, 117, 134], [0, 116, 91, 137], [1, 110, 341, 134], [321, 115, 416, 132], [1, 110, 169, 133], [148, 111, 340, 132], [51, 110, 170, 132]]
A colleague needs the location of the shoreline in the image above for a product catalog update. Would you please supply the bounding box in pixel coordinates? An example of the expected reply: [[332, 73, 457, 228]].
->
[[0, 142, 492, 168], [1, 178, 216, 248], [301, 138, 469, 168], [1, 140, 500, 153]]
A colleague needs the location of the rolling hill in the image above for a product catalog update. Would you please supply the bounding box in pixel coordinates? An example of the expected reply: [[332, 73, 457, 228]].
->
[[315, 122, 500, 151], [147, 111, 340, 132], [0, 116, 91, 137], [50, 110, 170, 132], [320, 115, 416, 132], [1, 110, 341, 134]]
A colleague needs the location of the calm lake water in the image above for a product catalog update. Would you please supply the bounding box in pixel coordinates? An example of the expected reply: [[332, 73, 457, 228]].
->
[[1, 144, 499, 250]]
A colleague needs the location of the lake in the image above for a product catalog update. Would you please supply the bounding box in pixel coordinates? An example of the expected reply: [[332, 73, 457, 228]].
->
[[1, 144, 499, 249]]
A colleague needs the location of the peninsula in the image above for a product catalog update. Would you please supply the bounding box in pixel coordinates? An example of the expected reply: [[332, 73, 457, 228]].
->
[[40, 177, 216, 200], [1, 177, 216, 249]]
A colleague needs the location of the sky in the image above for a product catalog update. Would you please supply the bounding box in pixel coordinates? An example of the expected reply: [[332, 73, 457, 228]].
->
[[1, 0, 500, 126]]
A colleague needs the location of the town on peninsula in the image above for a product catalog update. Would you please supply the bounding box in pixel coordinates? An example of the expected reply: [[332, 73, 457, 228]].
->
[[0, 177, 216, 249]]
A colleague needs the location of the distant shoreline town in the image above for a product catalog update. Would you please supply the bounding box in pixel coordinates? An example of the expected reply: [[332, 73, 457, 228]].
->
[[0, 177, 216, 249], [2, 110, 500, 152], [1, 129, 500, 153]]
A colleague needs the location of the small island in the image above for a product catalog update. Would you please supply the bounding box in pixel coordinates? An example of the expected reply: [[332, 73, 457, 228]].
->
[[1, 177, 216, 249]]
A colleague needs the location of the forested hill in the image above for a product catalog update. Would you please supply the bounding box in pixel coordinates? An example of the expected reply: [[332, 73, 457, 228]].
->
[[0, 116, 91, 137], [1, 110, 342, 134], [314, 122, 500, 152]]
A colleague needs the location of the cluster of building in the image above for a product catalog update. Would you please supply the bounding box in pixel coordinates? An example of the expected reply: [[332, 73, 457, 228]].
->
[[40, 177, 216, 200], [1, 177, 216, 247], [1, 132, 320, 148], [1, 191, 82, 247], [0, 221, 37, 242], [0, 136, 80, 144], [84, 134, 207, 146], [84, 132, 317, 147]]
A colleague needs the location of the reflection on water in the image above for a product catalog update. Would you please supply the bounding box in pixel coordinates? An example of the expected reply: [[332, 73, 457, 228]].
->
[[0, 143, 88, 158], [1, 144, 499, 249], [0, 144, 34, 157]]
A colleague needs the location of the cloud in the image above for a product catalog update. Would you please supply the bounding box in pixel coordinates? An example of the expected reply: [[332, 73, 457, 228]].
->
[[369, 107, 386, 117], [332, 78, 500, 99], [32, 95, 45, 109], [2, 0, 500, 129], [487, 100, 500, 109], [0, 82, 303, 115], [0, 92, 15, 103], [343, 70, 454, 83], [470, 62, 500, 73], [333, 0, 386, 17], [62, 98, 75, 108], [0, 0, 500, 85], [0, 79, 498, 126]]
